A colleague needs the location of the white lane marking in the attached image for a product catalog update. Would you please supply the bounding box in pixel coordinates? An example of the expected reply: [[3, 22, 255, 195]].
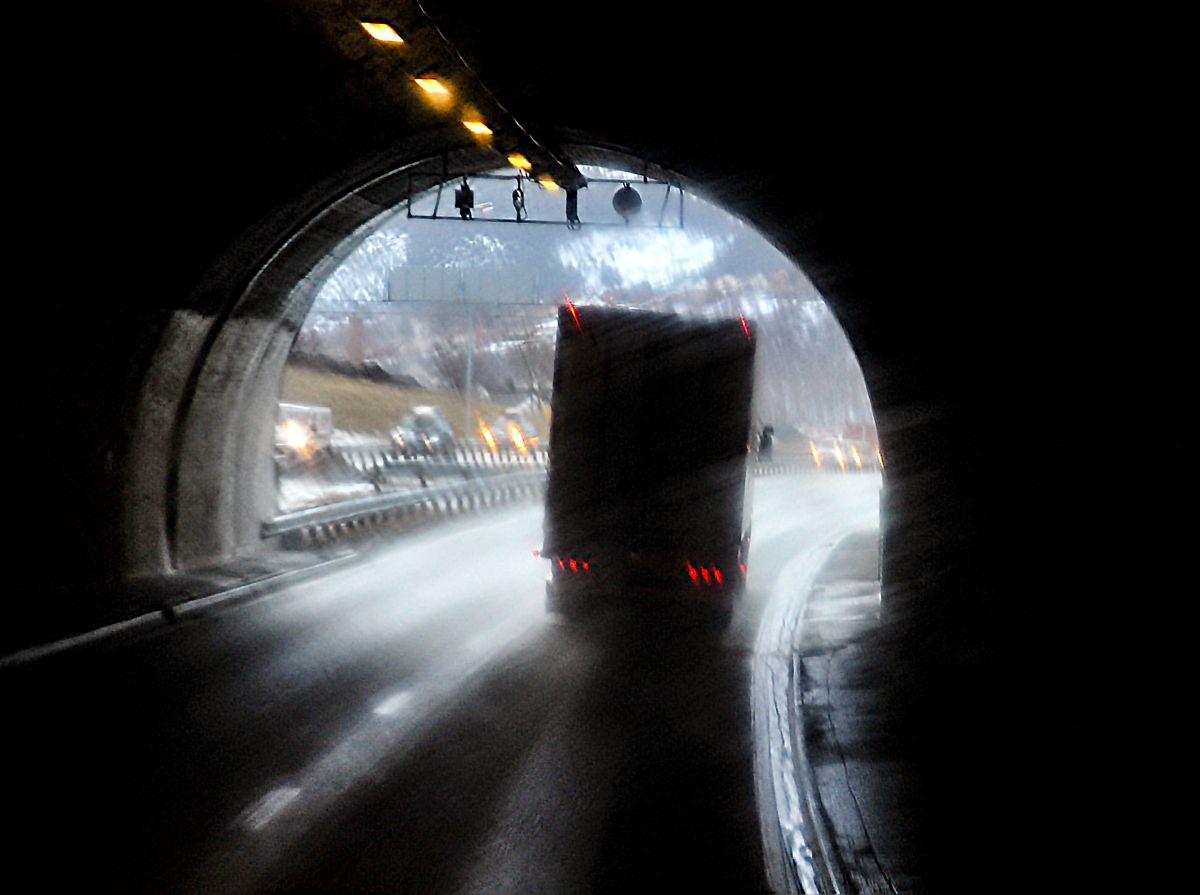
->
[[211, 612, 544, 889], [242, 787, 302, 831], [373, 689, 414, 716], [751, 506, 877, 893], [753, 540, 837, 895], [803, 610, 880, 623]]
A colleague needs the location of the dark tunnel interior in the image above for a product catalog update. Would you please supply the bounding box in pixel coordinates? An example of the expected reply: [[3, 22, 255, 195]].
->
[[4, 2, 1188, 892]]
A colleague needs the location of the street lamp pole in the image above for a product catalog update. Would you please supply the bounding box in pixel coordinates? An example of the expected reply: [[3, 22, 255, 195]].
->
[[462, 271, 475, 439]]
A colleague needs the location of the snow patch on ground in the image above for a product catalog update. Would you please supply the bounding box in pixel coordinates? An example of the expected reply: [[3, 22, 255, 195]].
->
[[277, 478, 378, 514]]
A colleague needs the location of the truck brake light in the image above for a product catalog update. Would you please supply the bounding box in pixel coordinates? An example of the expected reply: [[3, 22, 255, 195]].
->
[[555, 555, 590, 574], [565, 297, 584, 334], [687, 563, 724, 587]]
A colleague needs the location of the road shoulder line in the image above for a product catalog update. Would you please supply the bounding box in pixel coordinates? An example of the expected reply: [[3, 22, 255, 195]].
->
[[753, 532, 855, 894], [0, 552, 358, 669]]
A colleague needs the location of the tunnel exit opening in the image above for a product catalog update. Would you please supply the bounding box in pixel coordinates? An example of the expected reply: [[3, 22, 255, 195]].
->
[[269, 159, 883, 536], [127, 138, 884, 631]]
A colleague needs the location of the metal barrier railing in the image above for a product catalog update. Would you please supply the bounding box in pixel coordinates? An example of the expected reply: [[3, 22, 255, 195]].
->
[[264, 469, 548, 546], [267, 457, 878, 547]]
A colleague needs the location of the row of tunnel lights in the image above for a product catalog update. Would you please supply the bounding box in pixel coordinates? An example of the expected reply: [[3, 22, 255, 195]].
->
[[359, 20, 563, 191]]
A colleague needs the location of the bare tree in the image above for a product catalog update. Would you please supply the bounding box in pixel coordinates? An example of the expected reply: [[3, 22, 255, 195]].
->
[[430, 338, 470, 392]]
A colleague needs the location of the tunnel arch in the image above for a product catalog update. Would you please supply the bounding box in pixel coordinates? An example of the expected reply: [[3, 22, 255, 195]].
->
[[125, 129, 886, 582]]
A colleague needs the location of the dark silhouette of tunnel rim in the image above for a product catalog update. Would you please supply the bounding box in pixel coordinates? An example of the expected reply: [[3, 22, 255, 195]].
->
[[139, 127, 870, 583]]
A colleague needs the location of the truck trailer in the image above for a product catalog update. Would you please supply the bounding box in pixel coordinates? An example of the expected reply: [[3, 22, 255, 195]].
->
[[542, 303, 757, 622]]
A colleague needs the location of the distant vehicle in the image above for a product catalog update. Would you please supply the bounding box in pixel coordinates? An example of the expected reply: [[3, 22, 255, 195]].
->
[[392, 405, 456, 457], [275, 403, 333, 462], [808, 434, 879, 470], [808, 435, 849, 470], [542, 304, 757, 624], [486, 408, 542, 454], [842, 439, 875, 470]]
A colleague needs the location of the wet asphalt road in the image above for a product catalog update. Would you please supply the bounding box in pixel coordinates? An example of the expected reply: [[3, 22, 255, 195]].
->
[[3, 474, 879, 893]]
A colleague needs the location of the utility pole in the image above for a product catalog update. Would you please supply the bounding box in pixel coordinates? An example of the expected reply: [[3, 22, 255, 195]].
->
[[463, 271, 475, 438]]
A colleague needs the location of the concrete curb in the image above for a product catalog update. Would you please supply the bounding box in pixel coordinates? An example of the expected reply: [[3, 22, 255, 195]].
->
[[753, 531, 857, 895], [0, 553, 359, 670], [4, 472, 552, 670], [789, 652, 849, 895]]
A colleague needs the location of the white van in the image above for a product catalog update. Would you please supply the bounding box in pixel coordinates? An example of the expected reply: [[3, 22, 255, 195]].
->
[[276, 403, 333, 456]]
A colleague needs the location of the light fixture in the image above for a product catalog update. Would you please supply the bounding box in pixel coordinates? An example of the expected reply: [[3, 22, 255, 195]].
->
[[462, 119, 493, 137], [612, 182, 643, 222], [538, 176, 560, 191], [565, 187, 581, 229], [360, 22, 405, 43], [512, 176, 527, 221], [507, 153, 532, 171], [455, 176, 474, 220], [413, 75, 450, 97]]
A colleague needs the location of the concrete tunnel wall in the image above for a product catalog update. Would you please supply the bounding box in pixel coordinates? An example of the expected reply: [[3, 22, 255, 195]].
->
[[123, 138, 541, 576]]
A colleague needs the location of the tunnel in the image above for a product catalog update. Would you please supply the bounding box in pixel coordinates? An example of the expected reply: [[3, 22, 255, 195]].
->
[[6, 2, 1185, 893]]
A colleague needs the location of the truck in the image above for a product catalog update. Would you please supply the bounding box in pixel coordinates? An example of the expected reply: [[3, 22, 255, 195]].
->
[[275, 402, 333, 462], [391, 405, 456, 458], [541, 303, 757, 623], [488, 406, 544, 455]]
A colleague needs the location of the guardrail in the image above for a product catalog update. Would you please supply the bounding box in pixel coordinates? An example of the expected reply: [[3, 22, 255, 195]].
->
[[265, 457, 877, 551], [331, 440, 548, 476], [264, 469, 547, 548], [754, 458, 810, 476]]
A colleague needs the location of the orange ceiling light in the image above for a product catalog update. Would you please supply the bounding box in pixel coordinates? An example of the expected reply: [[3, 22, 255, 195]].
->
[[413, 75, 450, 97], [360, 22, 404, 44], [462, 119, 494, 136]]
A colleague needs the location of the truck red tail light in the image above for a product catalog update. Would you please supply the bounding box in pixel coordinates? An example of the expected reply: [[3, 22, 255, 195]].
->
[[554, 555, 590, 575], [687, 563, 724, 587], [564, 297, 584, 333]]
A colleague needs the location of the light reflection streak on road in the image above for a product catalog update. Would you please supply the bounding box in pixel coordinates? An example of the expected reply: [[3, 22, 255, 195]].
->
[[188, 508, 550, 890]]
